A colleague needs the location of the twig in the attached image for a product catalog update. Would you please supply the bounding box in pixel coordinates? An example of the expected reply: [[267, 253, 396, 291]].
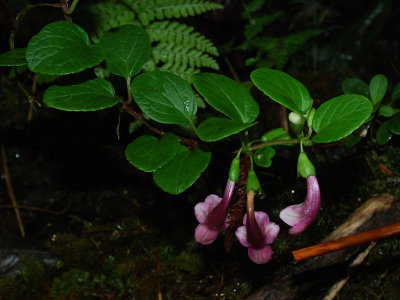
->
[[9, 3, 61, 50], [122, 101, 166, 136], [323, 242, 375, 300], [27, 73, 38, 123], [155, 247, 162, 300], [223, 56, 241, 83], [292, 222, 400, 261], [62, 0, 79, 14], [280, 106, 289, 133], [0, 204, 61, 216], [1, 145, 25, 237], [121, 101, 198, 149]]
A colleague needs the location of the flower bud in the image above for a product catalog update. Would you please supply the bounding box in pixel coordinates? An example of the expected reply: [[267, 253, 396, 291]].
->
[[289, 112, 305, 136], [229, 157, 240, 183]]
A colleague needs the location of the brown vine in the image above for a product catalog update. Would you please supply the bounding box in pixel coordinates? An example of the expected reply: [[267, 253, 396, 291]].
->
[[224, 154, 250, 252]]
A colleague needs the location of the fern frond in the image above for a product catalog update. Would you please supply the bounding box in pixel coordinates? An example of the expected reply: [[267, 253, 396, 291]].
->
[[124, 0, 223, 26], [244, 11, 283, 40], [254, 29, 323, 69], [159, 64, 200, 83], [142, 57, 198, 82], [89, 0, 138, 41], [89, 0, 221, 83], [243, 0, 265, 14], [153, 42, 219, 70], [146, 21, 218, 56]]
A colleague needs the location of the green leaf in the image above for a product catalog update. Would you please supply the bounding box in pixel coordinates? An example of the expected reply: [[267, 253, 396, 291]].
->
[[250, 68, 311, 113], [26, 21, 104, 75], [392, 82, 400, 100], [379, 105, 394, 117], [370, 74, 388, 105], [344, 134, 362, 147], [261, 127, 291, 142], [193, 73, 259, 123], [125, 133, 181, 172], [153, 146, 211, 194], [254, 146, 275, 168], [388, 114, 400, 134], [376, 122, 392, 145], [0, 48, 26, 66], [100, 25, 150, 79], [197, 118, 256, 142], [312, 94, 372, 143], [342, 78, 369, 98], [43, 78, 120, 111], [131, 71, 197, 125]]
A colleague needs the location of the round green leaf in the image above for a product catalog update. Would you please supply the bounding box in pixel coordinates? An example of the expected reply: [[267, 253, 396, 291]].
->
[[153, 146, 211, 194], [388, 114, 400, 134], [342, 78, 369, 98], [197, 118, 256, 142], [376, 122, 392, 145], [379, 105, 394, 117], [26, 21, 104, 75], [43, 78, 120, 111], [131, 71, 197, 125], [392, 82, 400, 100], [100, 25, 150, 79], [312, 94, 372, 143], [193, 73, 259, 123], [250, 68, 311, 113], [0, 48, 26, 66], [370, 74, 388, 105], [125, 133, 181, 172], [254, 146, 275, 168], [261, 127, 291, 142]]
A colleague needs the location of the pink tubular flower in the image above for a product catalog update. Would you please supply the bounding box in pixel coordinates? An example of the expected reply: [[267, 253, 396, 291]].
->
[[194, 179, 235, 245], [235, 190, 280, 264], [279, 175, 320, 235]]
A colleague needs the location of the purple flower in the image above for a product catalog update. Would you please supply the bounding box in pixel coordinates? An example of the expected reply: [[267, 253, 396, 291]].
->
[[194, 179, 235, 245], [235, 211, 280, 264], [235, 186, 279, 264], [279, 175, 320, 235]]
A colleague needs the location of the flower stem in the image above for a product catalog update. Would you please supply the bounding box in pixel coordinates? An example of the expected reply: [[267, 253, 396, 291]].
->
[[126, 77, 133, 104], [242, 138, 299, 152]]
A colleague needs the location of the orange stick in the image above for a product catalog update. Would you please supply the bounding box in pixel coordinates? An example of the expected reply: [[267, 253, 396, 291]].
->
[[292, 222, 400, 261]]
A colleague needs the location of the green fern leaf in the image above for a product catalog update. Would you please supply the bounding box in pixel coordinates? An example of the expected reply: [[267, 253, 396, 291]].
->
[[160, 64, 200, 82], [146, 21, 218, 56], [90, 0, 221, 83], [244, 11, 283, 40], [89, 0, 138, 41], [253, 29, 323, 69], [153, 43, 219, 70], [125, 0, 223, 26]]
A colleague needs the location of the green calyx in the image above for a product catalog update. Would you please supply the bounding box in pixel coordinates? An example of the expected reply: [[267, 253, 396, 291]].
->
[[246, 170, 262, 193], [297, 151, 316, 178], [229, 157, 240, 183]]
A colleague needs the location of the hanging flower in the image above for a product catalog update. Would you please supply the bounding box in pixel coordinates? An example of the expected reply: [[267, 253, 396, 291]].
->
[[280, 152, 321, 235], [194, 157, 239, 245], [235, 189, 280, 264]]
